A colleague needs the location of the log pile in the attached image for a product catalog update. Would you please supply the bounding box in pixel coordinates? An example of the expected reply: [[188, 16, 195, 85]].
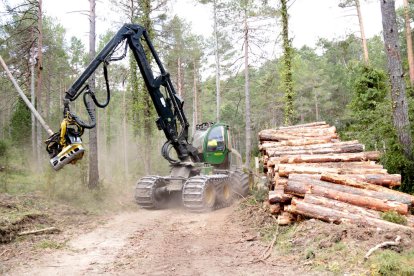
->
[[260, 121, 414, 230]]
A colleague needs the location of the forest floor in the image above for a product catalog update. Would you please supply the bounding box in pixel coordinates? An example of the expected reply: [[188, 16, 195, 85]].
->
[[1, 192, 413, 275]]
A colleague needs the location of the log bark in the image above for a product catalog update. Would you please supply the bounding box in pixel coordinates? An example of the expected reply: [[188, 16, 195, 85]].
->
[[341, 174, 401, 188], [277, 121, 328, 129], [303, 194, 381, 219], [18, 227, 60, 236], [287, 199, 412, 231], [260, 125, 336, 135], [269, 203, 281, 215], [279, 164, 387, 177], [288, 174, 412, 205], [259, 133, 337, 142], [279, 151, 380, 164], [285, 179, 408, 214], [269, 186, 293, 204], [259, 138, 333, 150], [277, 211, 294, 225], [267, 143, 364, 157], [320, 173, 414, 204], [275, 176, 288, 187]]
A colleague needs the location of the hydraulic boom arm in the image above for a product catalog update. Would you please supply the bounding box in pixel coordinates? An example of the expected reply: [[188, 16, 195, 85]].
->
[[46, 24, 199, 170]]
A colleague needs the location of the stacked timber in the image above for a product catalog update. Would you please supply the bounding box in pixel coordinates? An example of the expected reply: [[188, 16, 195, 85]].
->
[[260, 122, 414, 230]]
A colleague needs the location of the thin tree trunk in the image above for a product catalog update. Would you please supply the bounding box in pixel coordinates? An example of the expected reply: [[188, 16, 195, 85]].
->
[[404, 0, 414, 85], [281, 0, 294, 125], [30, 47, 36, 165], [192, 59, 198, 135], [88, 0, 99, 189], [177, 56, 183, 97], [123, 90, 129, 182], [141, 0, 153, 174], [36, 0, 43, 171], [380, 0, 413, 159], [313, 87, 319, 121], [214, 0, 221, 121], [355, 0, 369, 64], [244, 8, 251, 168]]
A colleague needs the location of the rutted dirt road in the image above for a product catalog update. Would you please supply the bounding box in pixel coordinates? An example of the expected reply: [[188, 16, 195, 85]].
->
[[7, 205, 305, 276]]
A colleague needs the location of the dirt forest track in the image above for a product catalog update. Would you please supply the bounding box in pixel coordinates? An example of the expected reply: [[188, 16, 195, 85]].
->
[[7, 205, 307, 276]]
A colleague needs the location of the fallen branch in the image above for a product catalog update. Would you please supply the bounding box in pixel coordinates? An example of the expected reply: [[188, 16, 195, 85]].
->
[[17, 227, 60, 236], [260, 226, 278, 261], [0, 249, 9, 257], [364, 236, 401, 260]]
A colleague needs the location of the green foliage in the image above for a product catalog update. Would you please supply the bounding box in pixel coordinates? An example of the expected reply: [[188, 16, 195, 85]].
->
[[369, 249, 414, 276], [341, 64, 414, 193], [350, 66, 387, 111], [10, 99, 31, 145], [35, 239, 66, 250], [0, 140, 8, 157], [380, 211, 408, 225]]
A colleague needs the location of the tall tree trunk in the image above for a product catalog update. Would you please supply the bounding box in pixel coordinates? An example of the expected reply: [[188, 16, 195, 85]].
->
[[192, 59, 198, 135], [30, 46, 36, 165], [36, 0, 43, 170], [404, 0, 414, 85], [88, 0, 99, 189], [214, 0, 221, 122], [281, 0, 294, 126], [244, 8, 251, 168], [123, 90, 129, 182], [141, 0, 153, 174], [177, 56, 183, 97], [381, 0, 413, 159], [355, 0, 369, 64]]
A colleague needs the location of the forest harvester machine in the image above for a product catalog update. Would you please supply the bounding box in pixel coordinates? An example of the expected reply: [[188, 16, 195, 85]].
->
[[44, 24, 249, 211]]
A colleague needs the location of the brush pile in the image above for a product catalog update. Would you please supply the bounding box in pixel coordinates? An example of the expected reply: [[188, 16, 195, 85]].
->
[[259, 121, 414, 231]]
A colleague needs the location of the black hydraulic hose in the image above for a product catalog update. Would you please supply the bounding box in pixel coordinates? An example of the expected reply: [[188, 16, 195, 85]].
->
[[71, 64, 112, 129]]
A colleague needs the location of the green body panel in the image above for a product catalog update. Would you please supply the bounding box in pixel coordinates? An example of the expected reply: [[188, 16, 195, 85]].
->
[[192, 122, 243, 170], [203, 123, 229, 165]]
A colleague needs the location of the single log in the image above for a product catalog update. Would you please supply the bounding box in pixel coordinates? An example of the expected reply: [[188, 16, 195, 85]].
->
[[279, 164, 387, 177], [288, 174, 412, 205], [281, 161, 382, 169], [259, 138, 333, 150], [320, 173, 414, 204], [260, 126, 337, 136], [342, 174, 401, 188], [274, 161, 383, 172], [17, 227, 60, 236], [259, 133, 337, 142], [279, 151, 380, 164], [269, 203, 281, 215], [269, 186, 293, 204], [267, 143, 364, 157], [285, 180, 408, 214], [277, 211, 295, 225], [277, 121, 328, 130], [275, 176, 288, 187], [266, 140, 360, 151], [287, 199, 412, 231], [303, 194, 381, 219]]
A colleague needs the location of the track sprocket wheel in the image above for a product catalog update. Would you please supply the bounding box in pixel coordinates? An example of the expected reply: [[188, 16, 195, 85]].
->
[[231, 170, 250, 198], [135, 176, 168, 209], [182, 175, 228, 212]]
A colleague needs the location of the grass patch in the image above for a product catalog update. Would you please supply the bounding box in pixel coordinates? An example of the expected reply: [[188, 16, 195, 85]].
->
[[369, 249, 414, 276], [35, 239, 65, 250], [381, 211, 407, 225]]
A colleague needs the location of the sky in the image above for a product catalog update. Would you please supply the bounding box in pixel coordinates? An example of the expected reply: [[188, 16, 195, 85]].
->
[[39, 0, 404, 52], [36, 0, 402, 61]]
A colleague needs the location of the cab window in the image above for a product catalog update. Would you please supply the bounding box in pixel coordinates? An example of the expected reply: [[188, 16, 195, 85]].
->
[[207, 126, 225, 152]]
